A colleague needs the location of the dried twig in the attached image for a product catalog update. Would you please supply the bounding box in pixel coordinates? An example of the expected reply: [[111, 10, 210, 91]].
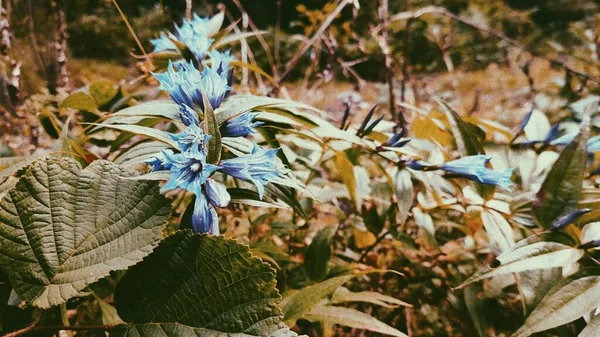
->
[[390, 5, 600, 84], [51, 0, 69, 90], [278, 0, 352, 83], [111, 0, 148, 58]]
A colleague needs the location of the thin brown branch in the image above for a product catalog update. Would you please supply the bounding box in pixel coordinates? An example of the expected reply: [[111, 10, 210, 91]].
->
[[390, 5, 600, 84], [111, 0, 148, 58], [278, 0, 351, 83], [4, 323, 115, 337]]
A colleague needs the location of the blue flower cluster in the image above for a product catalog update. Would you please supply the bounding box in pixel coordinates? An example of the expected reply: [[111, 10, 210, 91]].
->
[[147, 36, 282, 235], [408, 154, 514, 191], [151, 14, 215, 60]]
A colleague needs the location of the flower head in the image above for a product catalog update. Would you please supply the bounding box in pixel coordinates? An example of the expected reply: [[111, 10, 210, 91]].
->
[[549, 208, 591, 231], [160, 149, 221, 196], [383, 134, 411, 148], [179, 104, 200, 127], [220, 112, 263, 138], [150, 32, 177, 52], [145, 149, 175, 171], [205, 178, 231, 207], [153, 61, 203, 108], [439, 155, 514, 191], [201, 65, 231, 109], [208, 50, 234, 76], [169, 123, 211, 157], [220, 144, 283, 198], [192, 194, 219, 235], [180, 34, 213, 61], [550, 131, 577, 146]]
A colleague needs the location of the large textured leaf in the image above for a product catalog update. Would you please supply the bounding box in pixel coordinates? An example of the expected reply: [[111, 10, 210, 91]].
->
[[0, 157, 171, 308], [305, 305, 408, 337], [110, 231, 295, 337], [511, 269, 600, 337], [457, 234, 582, 289], [533, 115, 590, 228]]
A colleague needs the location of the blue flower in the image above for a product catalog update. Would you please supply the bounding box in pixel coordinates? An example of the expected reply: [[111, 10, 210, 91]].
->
[[145, 149, 175, 171], [169, 123, 211, 156], [407, 160, 433, 171], [439, 155, 514, 191], [201, 65, 231, 109], [205, 178, 231, 207], [150, 32, 177, 52], [180, 34, 213, 61], [220, 112, 263, 137], [153, 61, 203, 108], [220, 144, 283, 198], [588, 136, 600, 152], [179, 104, 200, 127], [550, 131, 577, 146], [160, 149, 221, 196], [383, 134, 411, 148], [192, 194, 220, 235], [549, 208, 591, 231], [208, 50, 234, 76]]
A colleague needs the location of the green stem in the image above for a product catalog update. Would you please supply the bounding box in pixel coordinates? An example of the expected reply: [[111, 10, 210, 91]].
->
[[59, 303, 73, 337]]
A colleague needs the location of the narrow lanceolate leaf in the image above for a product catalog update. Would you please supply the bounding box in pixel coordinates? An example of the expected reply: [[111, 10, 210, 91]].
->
[[202, 93, 222, 164], [395, 169, 413, 225], [334, 152, 358, 208], [102, 101, 180, 126], [283, 274, 356, 326], [457, 234, 582, 289], [435, 98, 494, 197], [98, 123, 179, 149], [481, 209, 514, 253], [330, 287, 412, 308], [435, 98, 484, 157], [0, 157, 171, 309], [304, 225, 336, 282], [110, 231, 296, 337], [511, 269, 600, 337], [580, 313, 600, 337], [305, 305, 408, 337], [518, 268, 562, 314], [533, 113, 590, 228]]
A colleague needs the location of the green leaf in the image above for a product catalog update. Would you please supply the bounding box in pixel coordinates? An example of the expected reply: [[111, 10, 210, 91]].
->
[[97, 123, 179, 149], [93, 292, 124, 326], [0, 157, 171, 308], [518, 268, 562, 314], [305, 305, 408, 337], [102, 101, 180, 126], [464, 283, 489, 337], [110, 231, 296, 337], [228, 187, 291, 209], [212, 31, 269, 49], [481, 209, 514, 253], [580, 313, 600, 337], [435, 98, 483, 157], [394, 169, 413, 225], [457, 234, 582, 289], [202, 94, 222, 164], [60, 92, 99, 111], [533, 115, 590, 228], [90, 81, 119, 107], [435, 98, 495, 197], [335, 152, 357, 209], [511, 268, 600, 337], [304, 225, 336, 282], [282, 274, 355, 326], [113, 141, 169, 167], [330, 287, 411, 308]]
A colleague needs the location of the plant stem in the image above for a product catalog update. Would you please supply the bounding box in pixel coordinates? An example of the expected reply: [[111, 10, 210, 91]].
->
[[111, 0, 148, 57], [59, 303, 73, 337], [4, 324, 115, 337]]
